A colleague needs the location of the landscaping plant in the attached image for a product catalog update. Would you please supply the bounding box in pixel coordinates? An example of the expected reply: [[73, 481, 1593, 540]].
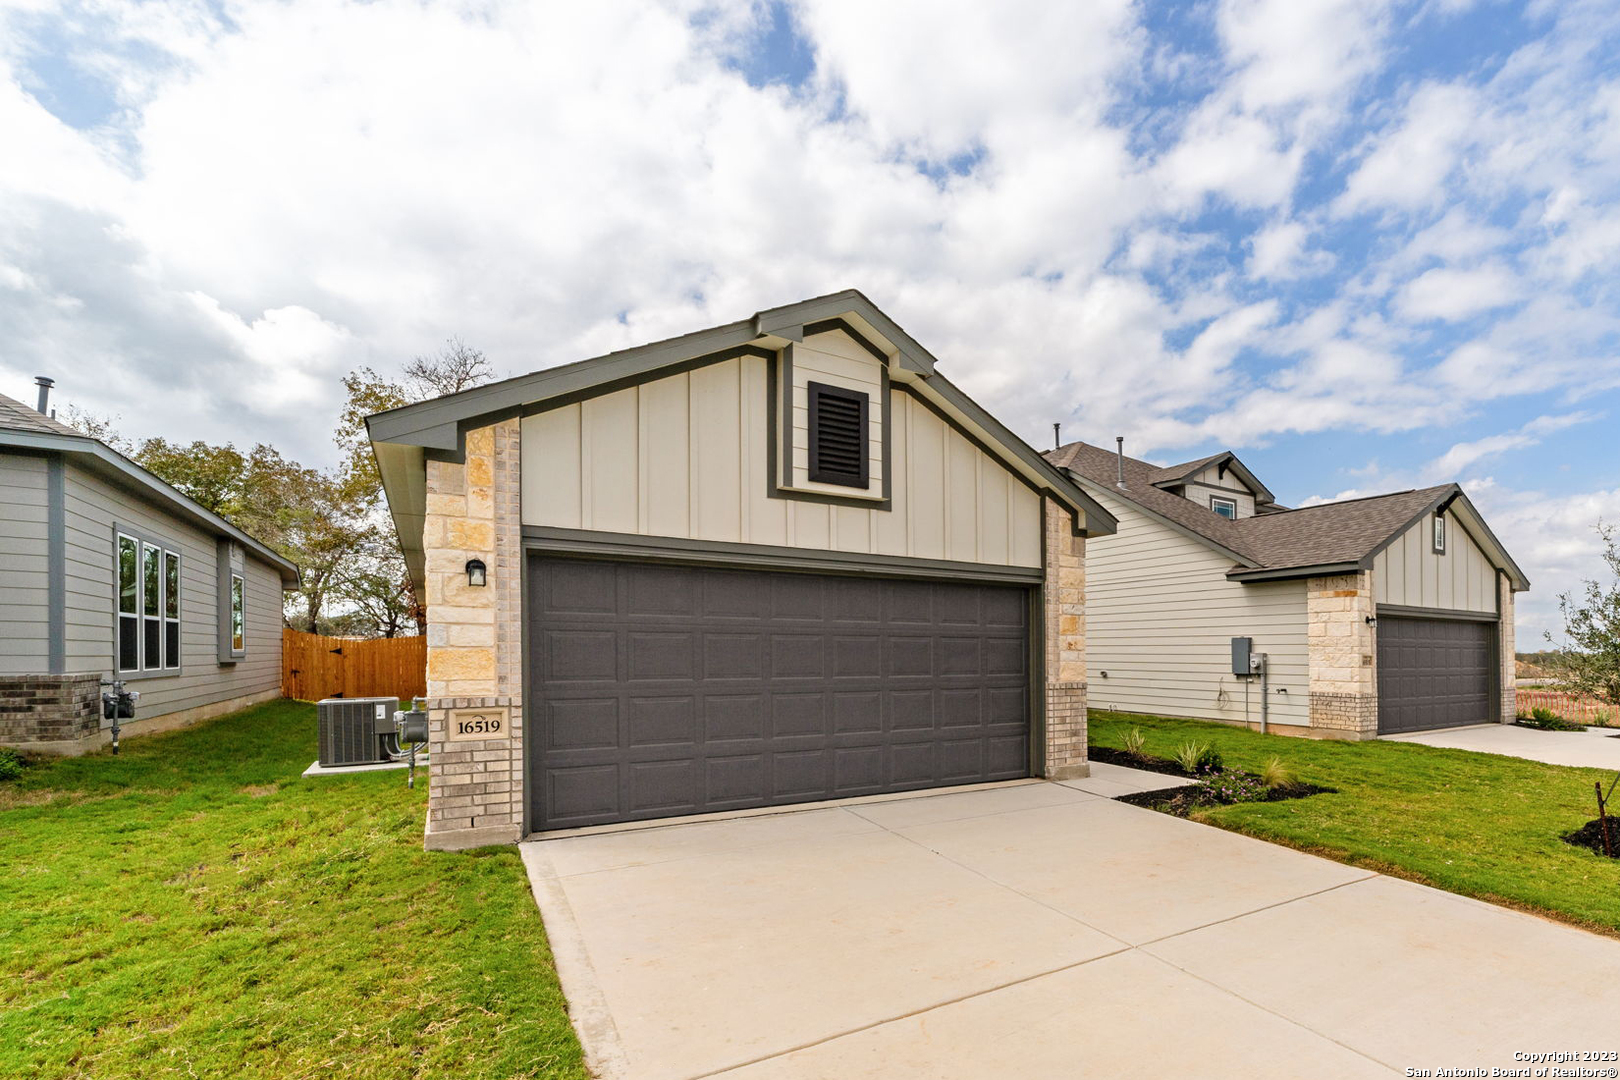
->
[[1258, 756, 1296, 789], [1173, 741, 1222, 774], [1121, 726, 1147, 758], [1517, 706, 1587, 732], [0, 747, 22, 782]]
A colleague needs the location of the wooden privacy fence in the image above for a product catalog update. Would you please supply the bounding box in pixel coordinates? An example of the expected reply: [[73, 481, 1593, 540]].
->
[[282, 628, 427, 704], [1516, 688, 1620, 726]]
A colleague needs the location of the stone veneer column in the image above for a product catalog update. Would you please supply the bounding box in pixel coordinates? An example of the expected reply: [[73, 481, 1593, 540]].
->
[[422, 419, 525, 850], [1498, 573, 1516, 723], [1042, 498, 1089, 779], [1306, 571, 1379, 739]]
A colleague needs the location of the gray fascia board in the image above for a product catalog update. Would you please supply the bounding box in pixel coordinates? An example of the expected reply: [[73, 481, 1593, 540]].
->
[[918, 372, 1118, 536], [1357, 485, 1462, 572], [1149, 452, 1277, 506], [1440, 490, 1531, 591], [365, 316, 760, 446], [364, 290, 952, 453], [1226, 561, 1363, 582], [1068, 472, 1256, 566], [0, 428, 302, 586]]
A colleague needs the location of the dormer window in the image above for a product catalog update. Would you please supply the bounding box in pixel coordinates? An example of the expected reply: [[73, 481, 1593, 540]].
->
[[807, 381, 870, 488], [1432, 511, 1446, 554], [1210, 496, 1237, 520]]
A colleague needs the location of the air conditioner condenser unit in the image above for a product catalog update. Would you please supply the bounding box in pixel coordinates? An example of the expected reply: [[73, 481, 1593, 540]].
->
[[316, 696, 400, 767]]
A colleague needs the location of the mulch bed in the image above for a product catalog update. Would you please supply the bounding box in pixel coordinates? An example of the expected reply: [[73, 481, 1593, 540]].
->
[[1089, 745, 1194, 778], [1091, 745, 1334, 817], [1563, 817, 1620, 859]]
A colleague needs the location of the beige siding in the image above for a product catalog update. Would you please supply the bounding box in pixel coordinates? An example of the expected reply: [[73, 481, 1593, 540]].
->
[[520, 353, 1042, 567], [1373, 506, 1498, 613], [62, 464, 284, 722], [0, 452, 49, 673], [1085, 487, 1310, 726]]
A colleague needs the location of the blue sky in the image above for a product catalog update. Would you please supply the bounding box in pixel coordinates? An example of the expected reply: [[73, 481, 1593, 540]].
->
[[0, 0, 1617, 639]]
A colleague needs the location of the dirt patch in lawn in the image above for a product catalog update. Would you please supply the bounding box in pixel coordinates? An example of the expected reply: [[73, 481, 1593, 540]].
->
[[1563, 818, 1620, 859]]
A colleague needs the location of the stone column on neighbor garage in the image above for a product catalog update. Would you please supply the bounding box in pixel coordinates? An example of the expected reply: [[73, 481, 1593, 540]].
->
[[1043, 498, 1089, 780], [421, 419, 527, 851], [1498, 573, 1516, 723], [1306, 571, 1379, 739]]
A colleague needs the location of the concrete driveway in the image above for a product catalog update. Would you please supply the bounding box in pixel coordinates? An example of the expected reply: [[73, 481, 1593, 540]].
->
[[521, 778, 1620, 1080], [1384, 721, 1620, 769]]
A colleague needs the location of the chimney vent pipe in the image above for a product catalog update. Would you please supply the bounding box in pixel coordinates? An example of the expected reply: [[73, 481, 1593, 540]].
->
[[1115, 436, 1126, 487], [34, 376, 54, 416]]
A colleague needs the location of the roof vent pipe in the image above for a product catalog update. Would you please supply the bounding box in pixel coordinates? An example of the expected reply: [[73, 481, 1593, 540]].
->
[[1115, 436, 1126, 488], [34, 376, 54, 415], [1052, 422, 1061, 450]]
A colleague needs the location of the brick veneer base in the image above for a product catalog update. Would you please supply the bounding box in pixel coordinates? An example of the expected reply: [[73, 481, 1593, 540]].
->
[[0, 673, 102, 746], [1307, 691, 1378, 739], [1044, 682, 1090, 779], [423, 694, 524, 851]]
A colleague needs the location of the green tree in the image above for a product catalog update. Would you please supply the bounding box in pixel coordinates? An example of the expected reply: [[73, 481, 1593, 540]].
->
[[1548, 523, 1620, 707]]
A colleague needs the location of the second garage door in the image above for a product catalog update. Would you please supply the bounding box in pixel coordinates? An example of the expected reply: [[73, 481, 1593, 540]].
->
[[1376, 615, 1496, 734], [528, 555, 1032, 830]]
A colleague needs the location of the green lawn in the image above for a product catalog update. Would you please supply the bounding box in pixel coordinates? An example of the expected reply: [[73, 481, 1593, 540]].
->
[[0, 700, 587, 1080], [1090, 710, 1620, 936]]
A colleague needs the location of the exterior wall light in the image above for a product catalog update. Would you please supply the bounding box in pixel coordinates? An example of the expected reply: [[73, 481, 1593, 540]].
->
[[1365, 616, 1377, 626], [466, 559, 487, 587]]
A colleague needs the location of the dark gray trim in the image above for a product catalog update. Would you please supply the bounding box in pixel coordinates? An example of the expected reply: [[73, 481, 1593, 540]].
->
[[806, 380, 870, 487], [915, 372, 1116, 536], [1375, 603, 1500, 623], [802, 317, 889, 364], [1172, 481, 1258, 498], [778, 344, 793, 490], [1069, 472, 1259, 567], [1030, 505, 1048, 779], [521, 344, 775, 420], [0, 428, 300, 585], [521, 526, 1044, 584], [46, 454, 65, 674], [880, 365, 893, 502], [1226, 561, 1362, 583], [1450, 492, 1530, 590]]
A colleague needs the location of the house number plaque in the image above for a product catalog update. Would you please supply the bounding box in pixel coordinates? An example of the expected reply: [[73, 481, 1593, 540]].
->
[[446, 706, 509, 742]]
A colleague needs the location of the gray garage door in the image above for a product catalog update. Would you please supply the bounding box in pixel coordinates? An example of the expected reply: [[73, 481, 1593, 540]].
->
[[1376, 616, 1496, 734], [528, 555, 1031, 830]]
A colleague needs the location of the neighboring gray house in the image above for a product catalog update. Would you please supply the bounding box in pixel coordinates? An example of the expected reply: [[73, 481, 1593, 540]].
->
[[368, 291, 1117, 849], [1050, 441, 1529, 738], [0, 384, 300, 754]]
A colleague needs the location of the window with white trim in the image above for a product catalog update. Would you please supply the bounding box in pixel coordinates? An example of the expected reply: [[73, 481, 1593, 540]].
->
[[1432, 511, 1446, 554], [230, 574, 245, 653], [1210, 496, 1238, 520], [117, 531, 181, 674]]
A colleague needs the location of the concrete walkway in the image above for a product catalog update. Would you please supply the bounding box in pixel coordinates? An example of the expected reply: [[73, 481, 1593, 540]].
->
[[521, 778, 1620, 1080], [1383, 721, 1620, 770]]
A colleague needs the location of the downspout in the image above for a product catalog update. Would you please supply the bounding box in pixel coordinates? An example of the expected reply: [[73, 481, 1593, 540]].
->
[[1258, 653, 1269, 735]]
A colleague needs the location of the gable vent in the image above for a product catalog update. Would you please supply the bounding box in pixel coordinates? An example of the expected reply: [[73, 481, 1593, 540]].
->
[[807, 381, 870, 488]]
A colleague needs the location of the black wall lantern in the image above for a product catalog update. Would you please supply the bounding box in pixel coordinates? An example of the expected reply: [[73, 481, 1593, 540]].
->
[[465, 559, 487, 587]]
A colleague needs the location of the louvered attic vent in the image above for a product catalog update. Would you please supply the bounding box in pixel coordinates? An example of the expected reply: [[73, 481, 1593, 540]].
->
[[807, 381, 870, 488]]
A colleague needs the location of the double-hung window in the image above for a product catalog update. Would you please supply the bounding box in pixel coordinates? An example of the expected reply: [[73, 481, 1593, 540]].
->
[[117, 531, 181, 674]]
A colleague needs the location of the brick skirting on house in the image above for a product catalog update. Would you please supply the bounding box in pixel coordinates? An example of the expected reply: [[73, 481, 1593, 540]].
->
[[0, 673, 102, 746]]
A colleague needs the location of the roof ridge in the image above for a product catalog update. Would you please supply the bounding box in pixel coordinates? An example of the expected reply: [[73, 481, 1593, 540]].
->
[[1254, 484, 1449, 516]]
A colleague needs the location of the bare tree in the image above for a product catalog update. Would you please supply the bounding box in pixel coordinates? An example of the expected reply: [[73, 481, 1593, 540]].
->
[[402, 337, 495, 399]]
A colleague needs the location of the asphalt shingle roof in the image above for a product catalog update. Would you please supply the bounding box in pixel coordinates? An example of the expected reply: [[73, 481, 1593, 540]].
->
[[1048, 441, 1450, 575], [0, 391, 87, 438]]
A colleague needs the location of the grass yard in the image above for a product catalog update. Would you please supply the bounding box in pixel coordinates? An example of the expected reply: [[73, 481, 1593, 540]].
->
[[1090, 710, 1620, 937], [0, 700, 588, 1080]]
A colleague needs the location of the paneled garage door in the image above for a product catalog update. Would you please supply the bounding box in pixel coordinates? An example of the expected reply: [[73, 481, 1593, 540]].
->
[[528, 555, 1032, 830], [1376, 615, 1496, 734]]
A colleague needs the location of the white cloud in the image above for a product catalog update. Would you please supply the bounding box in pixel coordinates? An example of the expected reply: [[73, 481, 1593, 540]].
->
[[1337, 83, 1476, 215], [1396, 262, 1521, 321]]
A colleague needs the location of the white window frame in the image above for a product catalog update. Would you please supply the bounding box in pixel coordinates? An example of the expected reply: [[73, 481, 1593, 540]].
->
[[1432, 511, 1446, 554], [1209, 495, 1238, 520], [230, 574, 246, 654], [116, 528, 181, 677]]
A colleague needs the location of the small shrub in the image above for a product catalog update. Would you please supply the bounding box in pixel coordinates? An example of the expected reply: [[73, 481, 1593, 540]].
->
[[1196, 770, 1267, 805], [1173, 741, 1222, 774], [1518, 708, 1586, 732], [1121, 727, 1147, 758], [1258, 756, 1296, 789], [0, 747, 24, 782], [1533, 705, 1558, 723]]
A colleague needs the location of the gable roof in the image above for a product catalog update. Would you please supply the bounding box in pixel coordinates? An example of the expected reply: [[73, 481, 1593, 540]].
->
[[1148, 450, 1276, 505], [368, 291, 1119, 588], [1049, 440, 1528, 589], [0, 391, 301, 585]]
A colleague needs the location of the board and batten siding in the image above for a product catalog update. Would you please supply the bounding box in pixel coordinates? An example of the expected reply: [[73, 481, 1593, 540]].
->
[[520, 353, 1043, 567], [1372, 506, 1497, 614], [0, 451, 50, 673], [1084, 486, 1310, 727], [62, 463, 284, 722]]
